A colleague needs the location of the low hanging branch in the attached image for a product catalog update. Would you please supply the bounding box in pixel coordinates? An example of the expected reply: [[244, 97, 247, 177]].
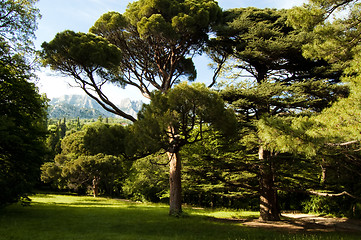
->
[[278, 186, 361, 201], [308, 190, 361, 200], [326, 140, 359, 147]]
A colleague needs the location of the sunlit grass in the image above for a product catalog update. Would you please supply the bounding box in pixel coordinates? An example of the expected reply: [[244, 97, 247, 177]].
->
[[187, 207, 259, 219], [0, 194, 359, 240], [32, 194, 141, 207]]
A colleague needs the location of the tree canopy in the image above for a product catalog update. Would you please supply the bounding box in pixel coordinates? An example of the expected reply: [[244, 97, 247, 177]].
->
[[90, 0, 221, 95], [0, 0, 40, 53], [283, 0, 361, 211], [0, 0, 46, 207], [41, 122, 130, 196], [130, 82, 236, 156], [208, 7, 348, 221], [41, 0, 222, 123]]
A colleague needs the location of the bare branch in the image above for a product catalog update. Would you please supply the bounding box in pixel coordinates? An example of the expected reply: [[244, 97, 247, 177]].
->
[[326, 140, 359, 147], [208, 54, 227, 88], [309, 190, 361, 200]]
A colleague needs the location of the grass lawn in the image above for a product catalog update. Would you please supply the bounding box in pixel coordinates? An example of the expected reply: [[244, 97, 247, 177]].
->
[[0, 194, 359, 240]]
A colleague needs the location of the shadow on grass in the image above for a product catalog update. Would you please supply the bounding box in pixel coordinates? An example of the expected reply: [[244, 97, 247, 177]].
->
[[0, 196, 360, 240]]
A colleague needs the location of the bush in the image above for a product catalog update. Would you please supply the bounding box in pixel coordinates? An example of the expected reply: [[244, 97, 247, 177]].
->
[[303, 195, 361, 218], [123, 154, 169, 203]]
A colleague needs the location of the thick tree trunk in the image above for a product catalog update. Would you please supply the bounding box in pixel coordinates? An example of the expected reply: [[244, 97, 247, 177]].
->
[[168, 151, 182, 216], [259, 146, 280, 221]]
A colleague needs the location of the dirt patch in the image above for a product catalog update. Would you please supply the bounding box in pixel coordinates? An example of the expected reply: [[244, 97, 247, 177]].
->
[[210, 213, 361, 233]]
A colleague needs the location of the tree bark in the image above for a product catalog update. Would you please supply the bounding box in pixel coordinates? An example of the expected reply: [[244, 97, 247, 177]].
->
[[168, 151, 182, 216], [92, 176, 99, 197], [320, 159, 327, 186], [258, 146, 280, 221]]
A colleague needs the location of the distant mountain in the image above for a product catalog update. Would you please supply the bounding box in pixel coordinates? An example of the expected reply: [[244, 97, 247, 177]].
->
[[48, 95, 144, 119]]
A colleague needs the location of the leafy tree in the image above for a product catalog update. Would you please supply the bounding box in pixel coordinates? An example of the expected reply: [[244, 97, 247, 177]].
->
[[41, 0, 222, 215], [42, 153, 126, 196], [45, 123, 62, 160], [123, 154, 169, 203], [40, 153, 67, 190], [40, 31, 128, 119], [0, 0, 46, 207], [288, 0, 360, 71], [181, 129, 257, 209], [61, 121, 129, 157], [285, 0, 361, 216], [129, 82, 236, 215], [208, 7, 347, 220], [0, 0, 40, 53], [0, 60, 47, 206], [41, 122, 131, 196]]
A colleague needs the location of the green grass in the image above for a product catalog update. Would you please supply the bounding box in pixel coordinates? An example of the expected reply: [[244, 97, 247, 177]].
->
[[0, 194, 359, 240]]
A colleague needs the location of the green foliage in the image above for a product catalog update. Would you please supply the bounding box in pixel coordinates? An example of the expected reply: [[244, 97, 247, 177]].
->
[[43, 117, 131, 180], [214, 8, 347, 158], [61, 121, 129, 156], [301, 4, 361, 143], [215, 6, 347, 158], [124, 0, 221, 41], [182, 129, 259, 209], [130, 82, 237, 156], [40, 154, 66, 189], [123, 154, 169, 202], [0, 61, 47, 206], [288, 1, 360, 71], [41, 122, 131, 196], [41, 30, 122, 76], [207, 7, 352, 219], [302, 195, 359, 217], [42, 153, 128, 196], [36, 0, 361, 218], [0, 0, 40, 53], [257, 116, 323, 156], [287, 5, 325, 31], [0, 0, 46, 207], [41, 30, 136, 121], [63, 154, 127, 195], [286, 1, 361, 213], [89, 0, 222, 96], [41, 0, 222, 123]]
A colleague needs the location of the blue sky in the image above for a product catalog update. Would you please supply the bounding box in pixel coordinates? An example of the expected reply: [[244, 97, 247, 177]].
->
[[35, 0, 306, 102]]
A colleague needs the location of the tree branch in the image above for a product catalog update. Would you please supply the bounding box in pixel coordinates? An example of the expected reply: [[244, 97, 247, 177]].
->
[[308, 190, 361, 200], [70, 70, 137, 122], [208, 54, 227, 88], [326, 140, 359, 147]]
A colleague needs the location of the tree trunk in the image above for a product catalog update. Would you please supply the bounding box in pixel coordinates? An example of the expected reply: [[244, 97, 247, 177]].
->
[[259, 146, 280, 221], [320, 158, 327, 186], [92, 176, 99, 197], [168, 151, 182, 216]]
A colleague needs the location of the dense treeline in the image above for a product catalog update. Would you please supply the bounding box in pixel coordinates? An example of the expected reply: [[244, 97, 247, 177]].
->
[[2, 0, 361, 220]]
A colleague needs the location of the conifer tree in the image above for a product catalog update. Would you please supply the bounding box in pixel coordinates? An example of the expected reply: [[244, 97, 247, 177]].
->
[[41, 0, 222, 216], [285, 0, 361, 213], [209, 7, 348, 220]]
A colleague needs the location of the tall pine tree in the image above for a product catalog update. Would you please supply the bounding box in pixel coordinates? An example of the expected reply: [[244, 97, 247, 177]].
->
[[208, 7, 348, 220]]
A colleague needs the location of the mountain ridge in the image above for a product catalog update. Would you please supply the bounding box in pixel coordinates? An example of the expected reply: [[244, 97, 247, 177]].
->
[[48, 95, 144, 119]]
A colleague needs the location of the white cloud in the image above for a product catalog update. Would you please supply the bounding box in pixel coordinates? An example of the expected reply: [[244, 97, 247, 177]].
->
[[36, 70, 85, 99], [35, 69, 147, 102]]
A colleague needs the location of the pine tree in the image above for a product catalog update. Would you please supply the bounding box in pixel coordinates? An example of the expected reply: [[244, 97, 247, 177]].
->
[[209, 7, 348, 220]]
